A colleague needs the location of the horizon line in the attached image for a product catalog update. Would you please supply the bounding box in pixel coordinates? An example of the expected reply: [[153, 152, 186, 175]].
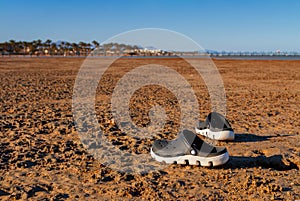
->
[[1, 39, 300, 53]]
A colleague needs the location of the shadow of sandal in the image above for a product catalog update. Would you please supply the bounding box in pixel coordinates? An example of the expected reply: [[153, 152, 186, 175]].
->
[[221, 155, 299, 170], [233, 133, 296, 142]]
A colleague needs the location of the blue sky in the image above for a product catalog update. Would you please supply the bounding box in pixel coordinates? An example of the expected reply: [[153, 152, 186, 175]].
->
[[1, 0, 300, 51]]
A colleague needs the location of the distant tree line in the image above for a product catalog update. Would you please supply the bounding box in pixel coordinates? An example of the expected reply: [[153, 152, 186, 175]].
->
[[0, 39, 141, 56]]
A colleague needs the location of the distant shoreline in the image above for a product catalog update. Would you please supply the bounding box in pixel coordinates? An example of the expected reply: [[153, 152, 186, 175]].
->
[[2, 55, 300, 60], [212, 55, 300, 60]]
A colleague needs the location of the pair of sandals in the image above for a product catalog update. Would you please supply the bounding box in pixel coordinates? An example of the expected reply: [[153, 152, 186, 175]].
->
[[151, 112, 234, 167]]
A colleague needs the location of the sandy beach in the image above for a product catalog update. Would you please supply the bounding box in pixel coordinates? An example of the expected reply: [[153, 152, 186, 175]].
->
[[0, 57, 299, 200]]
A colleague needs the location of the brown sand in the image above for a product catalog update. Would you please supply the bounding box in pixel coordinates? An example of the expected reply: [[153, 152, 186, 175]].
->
[[0, 57, 299, 200]]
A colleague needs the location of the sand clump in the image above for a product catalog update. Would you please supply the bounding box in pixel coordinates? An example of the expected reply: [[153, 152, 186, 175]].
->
[[0, 58, 299, 200]]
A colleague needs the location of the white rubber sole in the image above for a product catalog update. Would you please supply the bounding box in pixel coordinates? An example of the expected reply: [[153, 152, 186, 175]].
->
[[195, 127, 235, 141], [150, 148, 229, 167]]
